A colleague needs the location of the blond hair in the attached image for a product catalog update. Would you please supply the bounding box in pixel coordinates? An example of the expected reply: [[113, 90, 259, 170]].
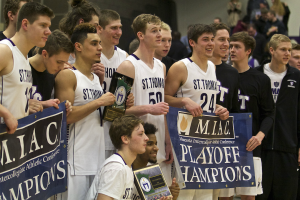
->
[[271, 0, 285, 16], [161, 21, 171, 32], [269, 34, 291, 50]]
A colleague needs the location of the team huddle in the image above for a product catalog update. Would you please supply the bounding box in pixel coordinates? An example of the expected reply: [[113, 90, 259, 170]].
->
[[0, 0, 299, 200]]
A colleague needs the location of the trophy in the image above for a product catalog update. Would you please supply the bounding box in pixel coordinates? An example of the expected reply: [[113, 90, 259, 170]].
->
[[133, 164, 172, 200], [103, 72, 133, 122]]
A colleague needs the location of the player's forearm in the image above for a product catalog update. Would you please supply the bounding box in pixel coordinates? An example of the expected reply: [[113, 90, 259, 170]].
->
[[125, 105, 152, 117], [165, 95, 185, 108], [66, 100, 101, 124], [0, 105, 12, 119], [164, 116, 171, 145]]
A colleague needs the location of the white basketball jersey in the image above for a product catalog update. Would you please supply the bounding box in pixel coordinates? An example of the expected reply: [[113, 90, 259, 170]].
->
[[68, 69, 104, 175], [126, 54, 166, 163], [0, 39, 32, 122], [175, 58, 218, 113], [101, 46, 127, 151]]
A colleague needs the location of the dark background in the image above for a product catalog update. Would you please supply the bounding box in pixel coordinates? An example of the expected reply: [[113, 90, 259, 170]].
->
[[0, 0, 177, 52]]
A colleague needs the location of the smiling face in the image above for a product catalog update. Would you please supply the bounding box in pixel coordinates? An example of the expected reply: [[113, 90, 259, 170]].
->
[[213, 29, 230, 59], [100, 19, 122, 46], [27, 15, 51, 47], [139, 23, 162, 48], [137, 134, 158, 164], [289, 49, 300, 70], [128, 123, 149, 154], [155, 29, 172, 59], [230, 41, 251, 63], [190, 32, 215, 58], [270, 42, 291, 65]]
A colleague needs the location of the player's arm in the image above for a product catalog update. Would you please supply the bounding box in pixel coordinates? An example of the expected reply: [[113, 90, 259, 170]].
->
[[117, 61, 169, 116], [55, 70, 115, 124], [97, 194, 113, 200], [246, 76, 275, 151], [215, 104, 229, 120], [165, 61, 202, 117]]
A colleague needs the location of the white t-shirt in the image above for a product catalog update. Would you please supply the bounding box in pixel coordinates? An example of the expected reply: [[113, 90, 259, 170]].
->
[[85, 154, 134, 200], [264, 63, 287, 102], [101, 46, 127, 151], [175, 58, 218, 113]]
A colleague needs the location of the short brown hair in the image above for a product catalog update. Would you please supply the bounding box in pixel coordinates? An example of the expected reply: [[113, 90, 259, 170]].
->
[[188, 24, 215, 52], [292, 43, 300, 51], [59, 0, 99, 37], [230, 32, 256, 57], [16, 2, 54, 31], [37, 30, 74, 57], [269, 34, 291, 50], [71, 23, 97, 45], [131, 14, 161, 39], [99, 9, 120, 29], [210, 22, 230, 34], [4, 0, 32, 28], [109, 115, 144, 150]]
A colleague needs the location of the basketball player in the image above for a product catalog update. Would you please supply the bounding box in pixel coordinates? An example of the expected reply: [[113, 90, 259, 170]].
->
[[209, 23, 239, 113], [55, 24, 115, 200], [289, 43, 300, 70], [1, 0, 32, 40], [29, 30, 74, 113], [85, 115, 149, 200], [132, 123, 180, 200], [117, 14, 173, 186], [154, 22, 176, 73], [256, 34, 300, 200], [226, 32, 274, 200], [0, 2, 53, 132], [98, 9, 130, 158], [164, 23, 229, 200]]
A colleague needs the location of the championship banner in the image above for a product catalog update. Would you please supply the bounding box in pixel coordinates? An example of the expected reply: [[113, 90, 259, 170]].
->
[[167, 107, 255, 189], [0, 102, 67, 200]]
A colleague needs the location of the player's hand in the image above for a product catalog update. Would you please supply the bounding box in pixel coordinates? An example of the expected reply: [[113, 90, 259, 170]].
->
[[99, 92, 115, 106], [4, 112, 18, 134], [43, 99, 60, 109], [29, 99, 43, 114], [149, 102, 169, 115], [65, 100, 72, 117], [182, 98, 202, 117], [165, 142, 174, 164], [215, 105, 229, 120], [269, 26, 278, 33], [92, 62, 105, 83], [246, 131, 265, 151], [63, 62, 73, 70], [169, 178, 180, 200], [126, 93, 134, 109]]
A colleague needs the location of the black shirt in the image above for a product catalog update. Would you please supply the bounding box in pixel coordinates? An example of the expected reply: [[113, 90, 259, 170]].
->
[[30, 64, 55, 101], [162, 56, 177, 74], [216, 62, 240, 113], [238, 68, 274, 157], [264, 19, 286, 41], [0, 31, 7, 41]]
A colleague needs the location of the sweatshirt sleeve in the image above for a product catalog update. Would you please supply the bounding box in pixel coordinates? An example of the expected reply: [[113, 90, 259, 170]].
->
[[258, 75, 275, 137]]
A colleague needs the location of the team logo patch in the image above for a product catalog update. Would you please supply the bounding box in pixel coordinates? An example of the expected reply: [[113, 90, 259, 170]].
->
[[274, 82, 279, 87], [140, 177, 152, 192], [287, 79, 296, 88], [114, 86, 126, 105]]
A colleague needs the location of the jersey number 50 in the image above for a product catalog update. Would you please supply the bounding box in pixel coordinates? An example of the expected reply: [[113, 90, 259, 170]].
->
[[149, 92, 162, 104]]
